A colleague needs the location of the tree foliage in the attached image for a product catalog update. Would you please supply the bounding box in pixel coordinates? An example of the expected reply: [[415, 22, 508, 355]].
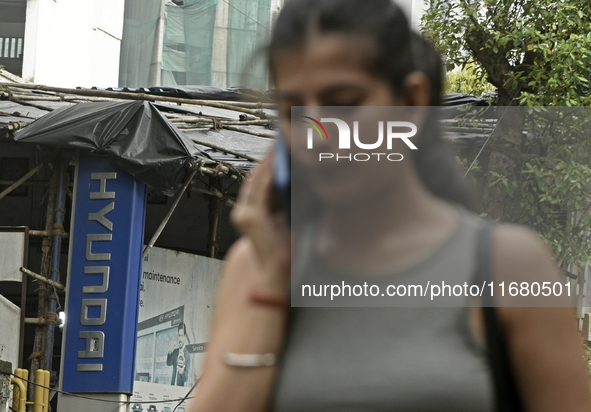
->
[[423, 0, 591, 105], [445, 62, 496, 96], [422, 1, 591, 269]]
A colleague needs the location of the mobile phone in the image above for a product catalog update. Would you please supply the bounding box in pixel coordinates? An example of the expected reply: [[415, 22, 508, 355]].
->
[[273, 131, 291, 225]]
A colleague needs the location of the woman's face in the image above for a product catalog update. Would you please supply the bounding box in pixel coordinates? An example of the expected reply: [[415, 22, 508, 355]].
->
[[274, 34, 404, 134], [273, 34, 429, 207]]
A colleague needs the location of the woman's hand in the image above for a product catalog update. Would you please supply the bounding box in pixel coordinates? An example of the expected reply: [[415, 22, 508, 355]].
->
[[188, 154, 291, 412], [231, 156, 291, 285]]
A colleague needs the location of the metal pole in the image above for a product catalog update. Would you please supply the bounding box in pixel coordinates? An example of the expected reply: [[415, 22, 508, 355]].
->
[[44, 158, 67, 371]]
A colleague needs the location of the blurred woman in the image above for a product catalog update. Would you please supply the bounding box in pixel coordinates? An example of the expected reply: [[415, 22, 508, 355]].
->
[[188, 1, 591, 411]]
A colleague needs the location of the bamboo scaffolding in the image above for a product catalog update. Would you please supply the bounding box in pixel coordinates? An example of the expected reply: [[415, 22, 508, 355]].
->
[[0, 163, 44, 200], [24, 317, 62, 325], [28, 166, 57, 401], [10, 93, 117, 103], [222, 125, 275, 138], [28, 230, 69, 239], [3, 122, 32, 132], [0, 92, 55, 112], [1, 83, 269, 118], [4, 85, 276, 109], [142, 169, 199, 259], [189, 138, 261, 163], [19, 268, 65, 291], [207, 177, 222, 258], [0, 110, 35, 119], [168, 117, 271, 126], [191, 186, 236, 207], [0, 180, 71, 186]]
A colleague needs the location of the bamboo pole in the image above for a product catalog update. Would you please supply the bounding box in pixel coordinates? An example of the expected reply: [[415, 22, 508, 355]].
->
[[0, 163, 44, 201], [44, 157, 67, 371], [9, 93, 116, 103], [207, 178, 222, 258], [4, 122, 31, 132], [28, 230, 69, 239], [1, 83, 269, 118], [24, 318, 62, 326], [0, 110, 34, 118], [143, 169, 198, 259], [197, 163, 232, 176], [28, 166, 56, 407], [191, 186, 236, 207], [20, 268, 65, 291], [0, 93, 55, 112], [4, 84, 276, 109], [222, 125, 275, 138], [189, 138, 261, 163], [168, 117, 271, 126], [0, 180, 42, 186]]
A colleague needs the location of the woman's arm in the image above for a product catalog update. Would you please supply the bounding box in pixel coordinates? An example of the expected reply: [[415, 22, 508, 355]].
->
[[188, 158, 291, 412], [493, 224, 591, 412]]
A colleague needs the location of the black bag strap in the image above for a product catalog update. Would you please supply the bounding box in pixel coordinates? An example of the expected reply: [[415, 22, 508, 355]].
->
[[474, 222, 525, 412]]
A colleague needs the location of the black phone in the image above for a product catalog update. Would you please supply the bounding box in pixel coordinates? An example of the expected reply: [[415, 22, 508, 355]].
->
[[273, 131, 291, 225]]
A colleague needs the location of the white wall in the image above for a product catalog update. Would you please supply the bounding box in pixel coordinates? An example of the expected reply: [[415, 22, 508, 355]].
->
[[0, 295, 20, 373], [22, 0, 125, 88], [394, 0, 428, 30]]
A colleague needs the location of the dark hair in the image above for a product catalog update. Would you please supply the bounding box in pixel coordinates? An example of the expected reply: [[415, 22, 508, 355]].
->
[[408, 32, 478, 211], [410, 32, 443, 107], [178, 323, 186, 335], [269, 0, 477, 211], [269, 0, 414, 96]]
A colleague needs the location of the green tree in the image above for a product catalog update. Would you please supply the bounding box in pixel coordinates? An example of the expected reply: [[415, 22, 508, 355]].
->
[[422, 0, 591, 268]]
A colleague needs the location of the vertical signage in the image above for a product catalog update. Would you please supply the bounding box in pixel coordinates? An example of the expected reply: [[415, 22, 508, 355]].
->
[[62, 152, 147, 393]]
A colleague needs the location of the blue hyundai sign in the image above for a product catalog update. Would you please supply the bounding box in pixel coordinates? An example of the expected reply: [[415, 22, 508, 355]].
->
[[62, 152, 147, 393]]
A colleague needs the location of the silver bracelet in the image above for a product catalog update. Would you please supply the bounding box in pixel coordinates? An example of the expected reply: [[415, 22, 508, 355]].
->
[[222, 352, 276, 367]]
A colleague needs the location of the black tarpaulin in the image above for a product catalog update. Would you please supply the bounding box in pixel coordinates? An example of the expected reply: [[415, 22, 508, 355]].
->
[[440, 91, 498, 119], [145, 85, 274, 102], [14, 100, 210, 196]]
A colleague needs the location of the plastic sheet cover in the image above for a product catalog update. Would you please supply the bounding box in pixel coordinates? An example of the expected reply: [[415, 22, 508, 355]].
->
[[119, 0, 166, 88], [14, 100, 209, 196], [226, 0, 272, 89], [162, 0, 217, 87], [147, 85, 274, 102]]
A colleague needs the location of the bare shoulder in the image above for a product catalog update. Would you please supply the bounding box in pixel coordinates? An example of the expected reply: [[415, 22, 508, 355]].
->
[[489, 222, 574, 336], [489, 222, 573, 331], [485, 227, 591, 411], [490, 222, 561, 284]]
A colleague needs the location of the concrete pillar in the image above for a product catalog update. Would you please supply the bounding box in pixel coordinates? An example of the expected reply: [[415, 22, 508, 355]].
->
[[58, 393, 130, 412], [0, 360, 13, 412]]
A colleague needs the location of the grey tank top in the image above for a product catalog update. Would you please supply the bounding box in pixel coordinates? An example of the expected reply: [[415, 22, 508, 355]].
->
[[270, 206, 495, 412]]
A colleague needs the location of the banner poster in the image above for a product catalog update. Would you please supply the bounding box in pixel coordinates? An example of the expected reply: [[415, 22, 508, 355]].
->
[[131, 246, 223, 412], [0, 230, 26, 282]]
